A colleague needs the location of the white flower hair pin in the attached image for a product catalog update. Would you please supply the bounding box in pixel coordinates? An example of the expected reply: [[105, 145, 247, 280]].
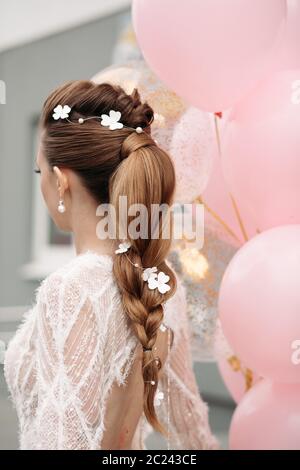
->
[[142, 267, 158, 281], [147, 271, 170, 294], [100, 110, 124, 130], [142, 267, 170, 294], [52, 105, 71, 120], [52, 105, 144, 134], [115, 241, 131, 254], [115, 241, 170, 295]]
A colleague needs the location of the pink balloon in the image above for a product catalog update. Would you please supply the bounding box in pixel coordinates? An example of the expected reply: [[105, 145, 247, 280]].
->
[[218, 357, 260, 404], [219, 225, 300, 383], [230, 380, 300, 450], [132, 0, 287, 112], [223, 69, 300, 231]]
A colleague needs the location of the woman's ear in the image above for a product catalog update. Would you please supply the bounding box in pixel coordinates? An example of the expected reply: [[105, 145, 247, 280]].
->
[[53, 166, 69, 197]]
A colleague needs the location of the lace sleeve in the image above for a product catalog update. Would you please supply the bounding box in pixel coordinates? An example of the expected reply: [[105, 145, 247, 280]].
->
[[156, 279, 220, 450], [34, 273, 106, 450]]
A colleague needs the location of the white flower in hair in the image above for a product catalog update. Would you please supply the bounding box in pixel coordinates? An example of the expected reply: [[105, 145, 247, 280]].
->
[[52, 105, 71, 120], [142, 267, 158, 282], [154, 390, 164, 407], [148, 271, 170, 294], [115, 241, 131, 254], [100, 110, 124, 130]]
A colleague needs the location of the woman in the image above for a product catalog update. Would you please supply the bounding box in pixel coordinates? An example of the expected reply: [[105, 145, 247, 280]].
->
[[4, 80, 218, 450]]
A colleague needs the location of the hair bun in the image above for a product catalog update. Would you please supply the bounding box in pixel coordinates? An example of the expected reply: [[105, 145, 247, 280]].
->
[[115, 86, 154, 130]]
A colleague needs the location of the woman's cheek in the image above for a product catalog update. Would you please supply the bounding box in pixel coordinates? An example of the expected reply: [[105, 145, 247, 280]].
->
[[40, 172, 55, 214]]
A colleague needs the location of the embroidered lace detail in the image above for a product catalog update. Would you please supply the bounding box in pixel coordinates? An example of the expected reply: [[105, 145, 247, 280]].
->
[[4, 252, 218, 450]]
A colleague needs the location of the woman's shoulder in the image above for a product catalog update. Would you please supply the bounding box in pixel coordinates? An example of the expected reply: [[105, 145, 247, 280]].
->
[[35, 251, 115, 302]]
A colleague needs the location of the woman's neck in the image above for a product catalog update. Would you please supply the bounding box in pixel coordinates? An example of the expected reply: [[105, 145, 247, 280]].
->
[[71, 203, 118, 257]]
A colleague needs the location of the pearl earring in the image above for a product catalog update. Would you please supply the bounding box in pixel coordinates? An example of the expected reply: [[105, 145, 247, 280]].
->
[[58, 199, 66, 213]]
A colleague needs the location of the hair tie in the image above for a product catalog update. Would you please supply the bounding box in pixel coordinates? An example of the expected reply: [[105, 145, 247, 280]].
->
[[120, 131, 153, 160]]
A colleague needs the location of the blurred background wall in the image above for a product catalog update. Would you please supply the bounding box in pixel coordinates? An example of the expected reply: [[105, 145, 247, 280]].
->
[[0, 1, 133, 307]]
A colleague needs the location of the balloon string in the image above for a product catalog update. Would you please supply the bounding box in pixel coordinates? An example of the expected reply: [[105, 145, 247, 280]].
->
[[214, 114, 222, 156], [214, 113, 249, 243], [244, 368, 254, 391], [229, 193, 249, 242], [194, 195, 241, 244], [227, 355, 254, 392]]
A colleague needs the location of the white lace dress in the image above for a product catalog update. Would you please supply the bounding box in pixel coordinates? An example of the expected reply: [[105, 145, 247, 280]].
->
[[3, 251, 219, 450]]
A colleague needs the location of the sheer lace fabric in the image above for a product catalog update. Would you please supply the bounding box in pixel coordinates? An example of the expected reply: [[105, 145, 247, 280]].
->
[[4, 251, 219, 450]]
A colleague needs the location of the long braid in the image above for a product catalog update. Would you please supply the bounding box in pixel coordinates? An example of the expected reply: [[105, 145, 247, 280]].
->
[[110, 133, 176, 435]]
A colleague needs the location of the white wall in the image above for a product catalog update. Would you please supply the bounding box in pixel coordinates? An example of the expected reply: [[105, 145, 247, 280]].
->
[[0, 0, 131, 52]]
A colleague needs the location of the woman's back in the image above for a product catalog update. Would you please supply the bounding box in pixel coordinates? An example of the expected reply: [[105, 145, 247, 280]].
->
[[101, 325, 172, 450], [4, 251, 218, 450]]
